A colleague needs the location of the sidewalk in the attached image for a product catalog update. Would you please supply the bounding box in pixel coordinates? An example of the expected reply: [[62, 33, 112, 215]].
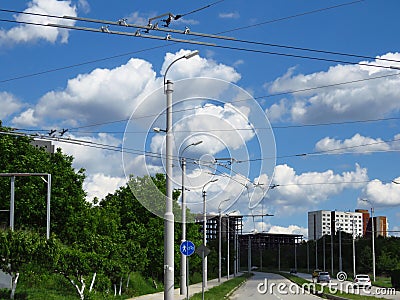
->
[[129, 273, 242, 300]]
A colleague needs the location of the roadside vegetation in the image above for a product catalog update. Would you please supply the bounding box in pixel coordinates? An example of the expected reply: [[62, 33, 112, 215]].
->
[[189, 273, 250, 300]]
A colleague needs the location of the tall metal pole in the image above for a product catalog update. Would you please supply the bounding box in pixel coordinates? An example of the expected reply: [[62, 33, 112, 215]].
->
[[278, 242, 281, 271], [180, 141, 202, 295], [331, 229, 334, 275], [46, 174, 51, 240], [10, 176, 15, 231], [163, 51, 198, 300], [247, 235, 251, 273], [352, 218, 356, 278], [323, 235, 326, 271], [371, 207, 376, 282], [339, 227, 342, 272], [164, 79, 175, 300], [180, 157, 187, 295], [234, 226, 237, 276], [307, 241, 310, 272], [218, 210, 222, 283], [227, 221, 230, 279], [202, 190, 207, 289]]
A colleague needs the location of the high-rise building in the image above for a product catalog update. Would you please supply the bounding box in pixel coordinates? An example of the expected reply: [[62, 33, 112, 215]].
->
[[308, 210, 363, 241]]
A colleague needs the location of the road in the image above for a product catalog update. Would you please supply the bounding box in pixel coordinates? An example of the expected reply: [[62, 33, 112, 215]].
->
[[295, 272, 399, 299], [230, 272, 320, 300]]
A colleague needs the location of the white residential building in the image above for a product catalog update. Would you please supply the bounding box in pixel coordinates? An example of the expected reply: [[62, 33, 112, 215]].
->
[[308, 210, 364, 241]]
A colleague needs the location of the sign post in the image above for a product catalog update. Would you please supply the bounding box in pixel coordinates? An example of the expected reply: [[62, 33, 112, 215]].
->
[[180, 241, 195, 299]]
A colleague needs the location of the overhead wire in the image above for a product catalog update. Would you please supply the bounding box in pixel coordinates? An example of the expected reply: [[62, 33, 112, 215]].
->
[[1, 0, 399, 86]]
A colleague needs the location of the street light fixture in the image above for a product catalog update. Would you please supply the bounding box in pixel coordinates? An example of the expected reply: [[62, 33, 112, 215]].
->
[[179, 140, 202, 296], [163, 50, 199, 300], [361, 198, 376, 282], [202, 178, 218, 289]]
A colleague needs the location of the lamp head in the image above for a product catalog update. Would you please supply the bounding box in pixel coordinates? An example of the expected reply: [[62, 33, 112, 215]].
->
[[184, 50, 199, 59]]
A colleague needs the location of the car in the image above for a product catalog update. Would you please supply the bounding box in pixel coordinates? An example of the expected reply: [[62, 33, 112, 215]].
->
[[353, 274, 372, 289], [317, 271, 331, 283], [290, 268, 297, 274]]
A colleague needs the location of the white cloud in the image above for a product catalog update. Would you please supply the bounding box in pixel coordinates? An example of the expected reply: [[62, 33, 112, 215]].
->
[[83, 173, 126, 202], [266, 53, 400, 123], [218, 12, 240, 19], [0, 0, 77, 45], [12, 108, 39, 127], [0, 92, 23, 120], [359, 177, 400, 206], [265, 99, 288, 122], [268, 225, 308, 237], [266, 163, 368, 210], [53, 133, 124, 177], [161, 49, 241, 83], [13, 49, 240, 128], [315, 133, 396, 154]]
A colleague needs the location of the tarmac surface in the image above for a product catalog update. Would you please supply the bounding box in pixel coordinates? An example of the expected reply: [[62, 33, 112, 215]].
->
[[129, 273, 242, 300]]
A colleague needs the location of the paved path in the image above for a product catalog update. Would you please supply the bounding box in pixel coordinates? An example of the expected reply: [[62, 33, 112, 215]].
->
[[129, 274, 242, 300], [230, 272, 320, 300]]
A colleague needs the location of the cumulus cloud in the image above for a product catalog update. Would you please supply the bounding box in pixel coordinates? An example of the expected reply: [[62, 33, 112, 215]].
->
[[0, 0, 77, 45], [267, 163, 368, 209], [359, 177, 400, 206], [315, 133, 400, 154], [12, 49, 240, 128], [266, 53, 400, 124], [53, 133, 124, 177], [0, 92, 23, 120], [83, 173, 126, 202]]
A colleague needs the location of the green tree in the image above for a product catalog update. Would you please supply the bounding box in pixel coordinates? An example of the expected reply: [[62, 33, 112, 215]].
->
[[0, 229, 45, 299], [0, 122, 89, 244]]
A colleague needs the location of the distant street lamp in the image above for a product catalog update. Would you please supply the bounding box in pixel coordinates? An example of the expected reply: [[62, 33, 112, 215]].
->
[[163, 50, 199, 300], [361, 198, 376, 282], [335, 220, 343, 272], [180, 140, 202, 295], [202, 178, 218, 289], [218, 198, 230, 283]]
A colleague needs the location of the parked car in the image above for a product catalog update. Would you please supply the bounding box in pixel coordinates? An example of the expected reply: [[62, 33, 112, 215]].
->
[[353, 274, 372, 289], [317, 271, 331, 283], [290, 268, 297, 274]]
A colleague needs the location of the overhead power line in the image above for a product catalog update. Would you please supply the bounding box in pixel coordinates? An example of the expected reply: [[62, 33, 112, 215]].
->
[[4, 130, 398, 190]]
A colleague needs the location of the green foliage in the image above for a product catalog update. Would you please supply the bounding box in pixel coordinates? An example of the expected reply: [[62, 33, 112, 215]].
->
[[391, 269, 400, 289]]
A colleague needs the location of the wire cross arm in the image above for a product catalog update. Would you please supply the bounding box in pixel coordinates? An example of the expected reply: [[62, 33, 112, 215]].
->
[[49, 23, 216, 46]]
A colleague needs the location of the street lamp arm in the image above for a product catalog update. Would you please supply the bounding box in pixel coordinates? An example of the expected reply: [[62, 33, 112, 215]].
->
[[163, 50, 199, 88]]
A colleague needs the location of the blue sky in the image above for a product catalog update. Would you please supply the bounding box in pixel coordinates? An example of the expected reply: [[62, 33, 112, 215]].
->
[[1, 0, 400, 238]]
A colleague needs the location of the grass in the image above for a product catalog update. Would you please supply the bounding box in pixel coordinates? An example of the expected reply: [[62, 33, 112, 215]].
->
[[277, 271, 389, 300], [189, 273, 250, 300], [373, 276, 392, 289], [0, 271, 163, 300]]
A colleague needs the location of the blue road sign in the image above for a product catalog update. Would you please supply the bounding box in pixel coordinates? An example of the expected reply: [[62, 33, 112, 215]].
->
[[180, 240, 195, 256]]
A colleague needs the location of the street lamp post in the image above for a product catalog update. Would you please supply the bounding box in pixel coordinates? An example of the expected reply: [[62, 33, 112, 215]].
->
[[335, 221, 343, 272], [361, 199, 376, 282], [218, 199, 230, 283], [180, 141, 202, 295], [202, 178, 218, 290], [163, 50, 199, 300]]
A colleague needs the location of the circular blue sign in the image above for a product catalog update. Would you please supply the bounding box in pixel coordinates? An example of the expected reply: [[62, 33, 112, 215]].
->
[[180, 240, 195, 256]]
